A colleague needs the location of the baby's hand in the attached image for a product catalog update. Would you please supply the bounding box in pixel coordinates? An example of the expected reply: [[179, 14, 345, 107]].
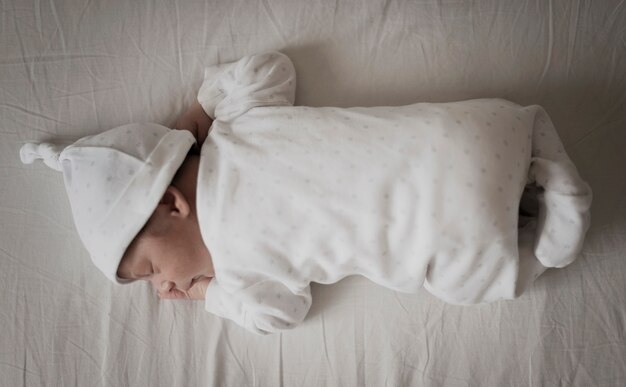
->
[[174, 100, 213, 148], [158, 277, 211, 301]]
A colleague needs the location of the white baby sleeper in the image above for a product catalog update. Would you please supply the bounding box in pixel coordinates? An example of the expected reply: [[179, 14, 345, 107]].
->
[[194, 51, 592, 335]]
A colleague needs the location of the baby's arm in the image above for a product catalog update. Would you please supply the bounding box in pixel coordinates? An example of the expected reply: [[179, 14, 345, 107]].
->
[[205, 279, 312, 335], [173, 100, 213, 148], [196, 51, 296, 122], [173, 51, 296, 145]]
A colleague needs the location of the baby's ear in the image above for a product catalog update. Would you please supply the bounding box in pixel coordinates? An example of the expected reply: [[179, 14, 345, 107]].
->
[[161, 185, 190, 217]]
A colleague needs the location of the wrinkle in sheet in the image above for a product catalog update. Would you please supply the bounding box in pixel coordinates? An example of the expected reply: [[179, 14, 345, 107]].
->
[[580, 270, 626, 339], [246, 345, 256, 387], [278, 333, 284, 387], [485, 1, 500, 40], [601, 0, 626, 39], [108, 311, 152, 347], [569, 356, 597, 386], [565, 0, 581, 78], [75, 0, 94, 34], [571, 96, 626, 149], [12, 12, 37, 91], [173, 0, 184, 84], [221, 331, 247, 378], [419, 304, 447, 381], [421, 321, 431, 381], [392, 292, 410, 316], [1, 103, 68, 126], [21, 291, 45, 386], [124, 33, 177, 74], [66, 339, 102, 372], [211, 329, 247, 386], [45, 0, 67, 53], [329, 0, 340, 34], [0, 360, 41, 378], [76, 60, 98, 126], [354, 300, 365, 387], [107, 52, 135, 123], [261, 0, 288, 44], [509, 3, 524, 59], [538, 0, 554, 87], [0, 53, 119, 66], [47, 85, 116, 101], [34, 0, 43, 41], [371, 0, 393, 64], [319, 312, 335, 378]]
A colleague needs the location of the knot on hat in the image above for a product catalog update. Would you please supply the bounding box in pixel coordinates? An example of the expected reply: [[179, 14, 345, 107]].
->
[[20, 142, 65, 171]]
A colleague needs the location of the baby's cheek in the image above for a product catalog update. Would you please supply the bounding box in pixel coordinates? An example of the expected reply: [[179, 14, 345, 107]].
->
[[173, 262, 193, 277]]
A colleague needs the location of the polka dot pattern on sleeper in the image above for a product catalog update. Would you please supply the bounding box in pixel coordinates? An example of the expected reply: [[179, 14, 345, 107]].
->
[[192, 52, 591, 333]]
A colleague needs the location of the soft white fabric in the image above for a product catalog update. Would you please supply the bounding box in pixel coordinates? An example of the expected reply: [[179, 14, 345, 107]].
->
[[19, 123, 196, 283], [197, 52, 592, 335]]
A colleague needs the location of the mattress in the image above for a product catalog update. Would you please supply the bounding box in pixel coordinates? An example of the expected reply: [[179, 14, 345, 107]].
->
[[1, 0, 625, 385]]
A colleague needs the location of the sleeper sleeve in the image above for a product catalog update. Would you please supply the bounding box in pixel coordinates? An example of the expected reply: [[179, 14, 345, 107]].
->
[[204, 278, 312, 336], [525, 105, 593, 268], [196, 51, 296, 122]]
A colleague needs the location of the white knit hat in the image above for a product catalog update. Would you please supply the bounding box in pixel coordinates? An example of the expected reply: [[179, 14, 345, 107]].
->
[[20, 123, 196, 284]]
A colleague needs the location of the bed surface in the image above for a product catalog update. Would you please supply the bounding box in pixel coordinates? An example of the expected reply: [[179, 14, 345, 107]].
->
[[1, 0, 625, 385]]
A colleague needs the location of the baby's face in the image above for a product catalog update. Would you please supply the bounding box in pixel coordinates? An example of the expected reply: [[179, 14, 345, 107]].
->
[[117, 225, 214, 293]]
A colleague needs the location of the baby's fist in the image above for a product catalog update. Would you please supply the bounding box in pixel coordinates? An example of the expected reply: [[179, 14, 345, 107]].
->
[[158, 277, 211, 301], [174, 100, 212, 147]]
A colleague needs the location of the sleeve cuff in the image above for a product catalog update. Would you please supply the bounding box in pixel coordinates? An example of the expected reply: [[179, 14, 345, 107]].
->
[[197, 62, 233, 119], [204, 278, 246, 324]]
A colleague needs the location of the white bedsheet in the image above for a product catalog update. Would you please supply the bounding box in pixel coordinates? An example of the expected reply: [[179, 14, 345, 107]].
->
[[1, 0, 625, 385]]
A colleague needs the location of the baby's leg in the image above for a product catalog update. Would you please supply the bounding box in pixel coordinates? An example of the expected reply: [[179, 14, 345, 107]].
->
[[524, 106, 593, 268]]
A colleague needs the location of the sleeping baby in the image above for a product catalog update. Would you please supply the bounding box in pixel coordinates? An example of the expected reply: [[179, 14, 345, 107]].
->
[[20, 51, 592, 335]]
